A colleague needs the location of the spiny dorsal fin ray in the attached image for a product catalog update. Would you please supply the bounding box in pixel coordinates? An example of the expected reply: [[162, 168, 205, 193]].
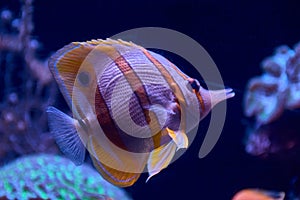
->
[[73, 38, 142, 49]]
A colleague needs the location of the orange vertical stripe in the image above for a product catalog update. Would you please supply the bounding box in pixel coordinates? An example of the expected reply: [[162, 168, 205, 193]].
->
[[140, 49, 188, 132], [97, 46, 171, 151]]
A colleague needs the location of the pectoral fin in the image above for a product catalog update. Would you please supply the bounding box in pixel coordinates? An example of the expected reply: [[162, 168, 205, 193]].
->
[[146, 104, 169, 129], [166, 127, 188, 150], [146, 140, 177, 182]]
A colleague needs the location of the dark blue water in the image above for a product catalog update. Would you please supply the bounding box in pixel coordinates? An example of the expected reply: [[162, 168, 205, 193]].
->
[[2, 0, 300, 199]]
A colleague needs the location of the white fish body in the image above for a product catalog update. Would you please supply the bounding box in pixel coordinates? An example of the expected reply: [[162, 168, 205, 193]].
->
[[47, 39, 235, 187]]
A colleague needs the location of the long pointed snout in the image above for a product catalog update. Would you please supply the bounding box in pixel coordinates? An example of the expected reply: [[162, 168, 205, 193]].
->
[[198, 87, 235, 120], [209, 88, 235, 108]]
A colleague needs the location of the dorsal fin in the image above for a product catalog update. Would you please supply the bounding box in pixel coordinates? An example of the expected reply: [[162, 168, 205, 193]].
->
[[48, 42, 96, 107], [78, 38, 140, 48], [48, 38, 143, 107]]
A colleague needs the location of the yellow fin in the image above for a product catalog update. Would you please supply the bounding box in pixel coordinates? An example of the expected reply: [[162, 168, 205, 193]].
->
[[146, 140, 177, 182], [48, 38, 142, 108], [88, 135, 148, 187], [166, 127, 188, 150], [90, 155, 141, 187], [48, 42, 97, 107], [74, 38, 141, 48]]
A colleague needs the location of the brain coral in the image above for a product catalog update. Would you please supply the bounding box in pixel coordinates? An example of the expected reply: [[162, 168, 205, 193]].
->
[[0, 154, 131, 200]]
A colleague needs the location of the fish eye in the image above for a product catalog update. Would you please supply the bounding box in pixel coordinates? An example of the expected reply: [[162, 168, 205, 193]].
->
[[189, 79, 200, 92], [78, 71, 90, 87]]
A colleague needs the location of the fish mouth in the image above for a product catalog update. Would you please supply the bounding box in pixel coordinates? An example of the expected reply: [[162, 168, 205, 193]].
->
[[209, 87, 235, 108], [225, 88, 235, 99]]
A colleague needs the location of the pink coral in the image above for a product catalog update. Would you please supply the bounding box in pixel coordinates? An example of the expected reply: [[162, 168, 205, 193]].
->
[[244, 43, 300, 125], [243, 42, 300, 160]]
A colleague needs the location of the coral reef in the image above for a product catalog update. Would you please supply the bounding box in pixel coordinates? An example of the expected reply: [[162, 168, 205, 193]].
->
[[0, 0, 59, 164], [243, 42, 300, 199], [0, 154, 131, 200], [244, 112, 300, 159], [244, 42, 300, 158], [244, 42, 300, 126]]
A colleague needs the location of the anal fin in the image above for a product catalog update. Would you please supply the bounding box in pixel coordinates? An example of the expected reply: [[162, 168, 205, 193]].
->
[[88, 136, 145, 187], [91, 155, 141, 187]]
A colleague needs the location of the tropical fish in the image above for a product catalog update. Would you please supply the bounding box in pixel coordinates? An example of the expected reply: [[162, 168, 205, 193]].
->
[[232, 189, 285, 200], [47, 38, 234, 187]]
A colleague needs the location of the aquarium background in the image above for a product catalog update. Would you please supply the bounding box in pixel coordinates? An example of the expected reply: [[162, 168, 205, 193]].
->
[[1, 0, 300, 199]]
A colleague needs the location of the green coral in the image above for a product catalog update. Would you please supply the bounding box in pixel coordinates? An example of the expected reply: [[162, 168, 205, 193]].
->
[[0, 154, 131, 200]]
